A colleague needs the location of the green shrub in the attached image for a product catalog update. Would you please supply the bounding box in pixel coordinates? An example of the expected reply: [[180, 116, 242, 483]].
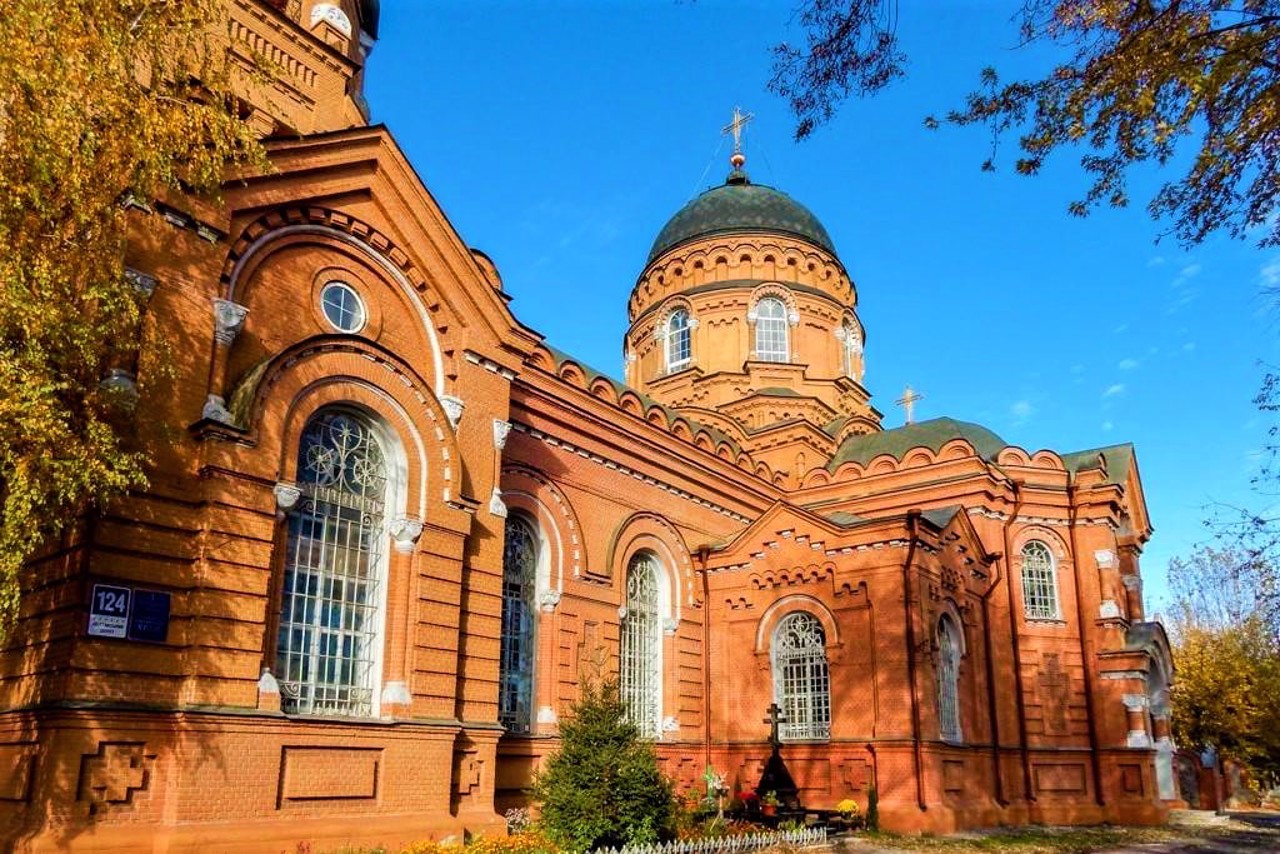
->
[[532, 680, 676, 852]]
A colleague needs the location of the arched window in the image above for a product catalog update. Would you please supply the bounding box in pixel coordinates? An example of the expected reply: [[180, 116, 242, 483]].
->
[[277, 409, 390, 717], [621, 552, 661, 738], [500, 515, 538, 733], [773, 612, 831, 741], [666, 309, 692, 372], [937, 615, 963, 742], [1020, 540, 1060, 620], [840, 320, 862, 380], [754, 297, 789, 362]]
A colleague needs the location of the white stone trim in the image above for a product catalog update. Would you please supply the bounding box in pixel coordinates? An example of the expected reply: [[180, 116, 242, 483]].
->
[[212, 299, 249, 345]]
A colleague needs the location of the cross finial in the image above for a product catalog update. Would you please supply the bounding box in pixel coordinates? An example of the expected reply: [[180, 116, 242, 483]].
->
[[721, 106, 754, 169], [896, 384, 924, 425], [763, 702, 787, 747]]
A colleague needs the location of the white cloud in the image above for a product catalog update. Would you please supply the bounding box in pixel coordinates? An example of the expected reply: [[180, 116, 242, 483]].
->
[[1178, 263, 1202, 280], [1118, 358, 1139, 371], [1103, 383, 1126, 398], [1113, 323, 1129, 334], [1147, 256, 1166, 267], [1101, 420, 1114, 432], [1260, 256, 1280, 289], [1010, 400, 1035, 424], [1183, 341, 1197, 352]]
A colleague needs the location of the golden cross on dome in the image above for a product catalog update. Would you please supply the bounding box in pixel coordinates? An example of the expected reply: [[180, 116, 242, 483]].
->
[[896, 385, 924, 425], [721, 106, 754, 156]]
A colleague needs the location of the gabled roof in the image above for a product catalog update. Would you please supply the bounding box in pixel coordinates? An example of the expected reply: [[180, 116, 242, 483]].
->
[[1061, 443, 1136, 486], [827, 417, 1007, 471]]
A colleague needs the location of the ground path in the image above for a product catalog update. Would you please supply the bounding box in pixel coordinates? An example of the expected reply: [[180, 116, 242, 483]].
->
[[834, 810, 1280, 853]]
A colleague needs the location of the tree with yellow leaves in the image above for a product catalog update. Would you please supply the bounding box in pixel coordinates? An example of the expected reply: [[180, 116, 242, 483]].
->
[[770, 1, 1280, 246], [1168, 547, 1280, 782], [0, 0, 265, 632]]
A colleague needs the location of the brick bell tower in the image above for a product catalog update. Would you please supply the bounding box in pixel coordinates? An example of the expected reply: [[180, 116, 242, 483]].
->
[[233, 0, 380, 135], [624, 110, 882, 477]]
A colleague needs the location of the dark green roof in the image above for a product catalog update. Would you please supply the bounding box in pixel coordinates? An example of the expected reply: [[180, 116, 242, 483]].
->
[[647, 170, 836, 264], [1061, 443, 1135, 486], [827, 417, 1008, 471]]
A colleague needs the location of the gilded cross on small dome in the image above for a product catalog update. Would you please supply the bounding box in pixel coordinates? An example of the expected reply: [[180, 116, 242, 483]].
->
[[896, 385, 924, 425], [721, 105, 754, 169]]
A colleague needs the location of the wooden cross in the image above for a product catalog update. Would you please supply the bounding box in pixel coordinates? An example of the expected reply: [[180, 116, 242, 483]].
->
[[1037, 654, 1070, 734], [763, 702, 788, 747], [721, 106, 754, 155], [896, 384, 924, 424]]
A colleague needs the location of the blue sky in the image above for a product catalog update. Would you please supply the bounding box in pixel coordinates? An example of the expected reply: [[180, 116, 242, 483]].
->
[[365, 1, 1280, 612]]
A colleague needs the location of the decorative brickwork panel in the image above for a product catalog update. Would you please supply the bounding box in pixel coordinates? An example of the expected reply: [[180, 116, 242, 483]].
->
[[1120, 763, 1145, 796], [943, 760, 965, 794], [787, 758, 830, 793], [0, 742, 37, 802], [77, 741, 155, 815], [278, 747, 381, 804], [1034, 763, 1087, 795]]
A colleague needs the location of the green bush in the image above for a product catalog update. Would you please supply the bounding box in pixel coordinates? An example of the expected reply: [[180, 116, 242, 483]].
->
[[532, 680, 676, 852]]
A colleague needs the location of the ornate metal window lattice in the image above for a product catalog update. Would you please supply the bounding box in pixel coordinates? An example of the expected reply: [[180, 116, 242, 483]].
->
[[621, 552, 661, 738], [773, 612, 831, 741], [666, 309, 692, 371], [276, 410, 388, 717], [937, 615, 963, 742], [500, 515, 537, 733], [754, 297, 789, 363], [1020, 540, 1060, 620]]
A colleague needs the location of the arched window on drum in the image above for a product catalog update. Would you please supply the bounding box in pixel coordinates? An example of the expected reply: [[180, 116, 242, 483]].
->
[[772, 612, 831, 741], [276, 409, 392, 717]]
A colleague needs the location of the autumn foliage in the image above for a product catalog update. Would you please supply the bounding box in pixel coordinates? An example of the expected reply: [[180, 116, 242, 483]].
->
[[0, 0, 264, 631]]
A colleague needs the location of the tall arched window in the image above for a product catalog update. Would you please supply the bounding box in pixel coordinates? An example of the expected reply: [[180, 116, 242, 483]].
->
[[1020, 540, 1060, 620], [500, 515, 537, 733], [666, 309, 692, 372], [840, 319, 862, 380], [754, 297, 789, 362], [621, 552, 661, 738], [937, 615, 963, 742], [773, 612, 831, 741], [277, 409, 390, 717]]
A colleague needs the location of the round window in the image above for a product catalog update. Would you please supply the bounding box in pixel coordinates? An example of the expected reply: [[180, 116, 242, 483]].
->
[[320, 281, 366, 333]]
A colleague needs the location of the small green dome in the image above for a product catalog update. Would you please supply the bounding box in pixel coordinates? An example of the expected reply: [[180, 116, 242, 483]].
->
[[647, 171, 836, 264]]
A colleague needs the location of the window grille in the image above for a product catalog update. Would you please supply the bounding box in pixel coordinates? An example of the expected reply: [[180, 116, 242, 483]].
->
[[277, 410, 387, 717], [320, 281, 366, 333], [773, 612, 831, 741], [1020, 540, 1060, 620], [500, 516, 537, 733], [937, 615, 962, 742], [841, 320, 860, 378], [666, 309, 691, 371], [754, 298, 789, 362], [621, 553, 661, 738]]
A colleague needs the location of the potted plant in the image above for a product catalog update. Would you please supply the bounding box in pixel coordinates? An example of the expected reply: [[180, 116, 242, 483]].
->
[[761, 791, 780, 817], [834, 798, 861, 829]]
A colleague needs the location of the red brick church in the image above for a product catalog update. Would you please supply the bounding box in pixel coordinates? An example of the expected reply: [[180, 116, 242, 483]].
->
[[0, 2, 1179, 851]]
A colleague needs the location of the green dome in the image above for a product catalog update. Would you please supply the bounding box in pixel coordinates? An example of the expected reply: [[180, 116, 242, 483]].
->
[[647, 171, 836, 264]]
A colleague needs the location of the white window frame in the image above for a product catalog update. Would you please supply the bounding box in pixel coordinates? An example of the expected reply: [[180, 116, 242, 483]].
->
[[276, 408, 395, 718], [665, 309, 692, 372], [772, 612, 831, 742], [320, 281, 367, 333], [621, 552, 663, 738], [937, 615, 963, 743], [1020, 540, 1062, 620], [754, 297, 789, 363], [499, 514, 538, 734]]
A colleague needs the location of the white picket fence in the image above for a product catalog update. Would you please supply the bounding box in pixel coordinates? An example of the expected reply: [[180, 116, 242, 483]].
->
[[590, 826, 827, 854]]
